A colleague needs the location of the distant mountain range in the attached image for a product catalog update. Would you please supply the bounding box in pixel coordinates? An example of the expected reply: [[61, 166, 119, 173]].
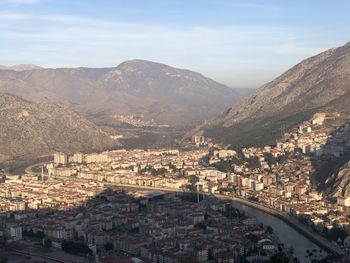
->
[[0, 60, 242, 129], [195, 42, 350, 147], [0, 93, 118, 165], [0, 64, 43, 71]]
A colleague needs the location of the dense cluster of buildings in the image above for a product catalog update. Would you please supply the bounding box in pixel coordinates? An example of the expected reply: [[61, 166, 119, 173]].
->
[[50, 149, 207, 190], [112, 114, 169, 128], [0, 174, 277, 262], [191, 136, 208, 147], [209, 112, 350, 248], [1, 111, 350, 262]]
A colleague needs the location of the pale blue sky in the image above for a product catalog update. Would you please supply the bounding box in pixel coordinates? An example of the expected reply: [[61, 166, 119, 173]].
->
[[0, 0, 349, 88]]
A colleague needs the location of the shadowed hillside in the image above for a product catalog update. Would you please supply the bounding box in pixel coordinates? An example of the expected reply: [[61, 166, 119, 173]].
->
[[0, 93, 119, 167], [0, 60, 242, 129], [193, 42, 350, 147]]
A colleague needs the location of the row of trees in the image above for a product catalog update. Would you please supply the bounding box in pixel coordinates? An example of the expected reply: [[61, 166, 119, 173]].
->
[[62, 240, 93, 256], [210, 150, 289, 173], [139, 166, 168, 176]]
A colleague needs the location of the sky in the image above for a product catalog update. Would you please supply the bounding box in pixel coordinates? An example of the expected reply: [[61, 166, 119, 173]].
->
[[0, 0, 349, 88]]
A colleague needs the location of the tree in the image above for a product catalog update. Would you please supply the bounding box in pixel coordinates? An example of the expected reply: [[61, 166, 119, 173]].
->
[[189, 175, 199, 184], [44, 238, 52, 248], [149, 167, 166, 176], [264, 152, 277, 166], [325, 225, 347, 241], [62, 240, 93, 256], [246, 233, 259, 243], [37, 231, 45, 239], [266, 225, 273, 234], [277, 154, 287, 164], [212, 160, 232, 173], [169, 162, 178, 172], [188, 175, 199, 192], [247, 156, 261, 169], [104, 242, 113, 251], [266, 244, 289, 263], [23, 229, 45, 239]]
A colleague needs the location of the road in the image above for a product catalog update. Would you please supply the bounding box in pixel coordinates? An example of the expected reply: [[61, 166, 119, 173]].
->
[[24, 161, 48, 175], [11, 250, 65, 263]]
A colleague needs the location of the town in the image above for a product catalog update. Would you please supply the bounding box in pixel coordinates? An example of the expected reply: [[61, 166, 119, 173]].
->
[[1, 111, 350, 263]]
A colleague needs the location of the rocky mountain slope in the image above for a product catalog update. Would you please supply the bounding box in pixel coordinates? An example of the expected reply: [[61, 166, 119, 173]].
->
[[0, 60, 241, 128], [196, 42, 350, 146], [0, 93, 118, 165], [326, 161, 350, 197]]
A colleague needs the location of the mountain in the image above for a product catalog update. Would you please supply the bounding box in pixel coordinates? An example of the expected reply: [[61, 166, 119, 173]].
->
[[0, 64, 42, 71], [0, 60, 241, 129], [326, 160, 350, 197], [0, 93, 118, 165], [196, 42, 350, 146]]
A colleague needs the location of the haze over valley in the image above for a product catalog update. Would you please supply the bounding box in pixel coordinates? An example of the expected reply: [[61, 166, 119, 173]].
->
[[1, 1, 350, 263]]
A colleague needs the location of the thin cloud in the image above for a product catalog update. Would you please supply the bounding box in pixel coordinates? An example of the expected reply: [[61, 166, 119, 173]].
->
[[0, 0, 40, 4], [0, 11, 344, 87]]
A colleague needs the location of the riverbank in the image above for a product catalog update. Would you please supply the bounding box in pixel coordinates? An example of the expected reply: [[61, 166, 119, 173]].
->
[[222, 195, 344, 258], [105, 183, 345, 258]]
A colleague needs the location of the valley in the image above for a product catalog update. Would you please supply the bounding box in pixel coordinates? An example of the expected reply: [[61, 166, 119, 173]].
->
[[1, 40, 350, 263], [1, 1, 350, 262]]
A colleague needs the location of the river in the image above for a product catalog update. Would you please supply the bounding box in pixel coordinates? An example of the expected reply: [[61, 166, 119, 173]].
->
[[230, 201, 325, 262]]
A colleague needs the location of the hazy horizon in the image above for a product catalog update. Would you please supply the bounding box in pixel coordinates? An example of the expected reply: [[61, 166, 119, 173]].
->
[[1, 0, 350, 88], [0, 61, 260, 90]]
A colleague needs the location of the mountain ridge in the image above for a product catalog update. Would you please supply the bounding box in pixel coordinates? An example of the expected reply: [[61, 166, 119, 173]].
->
[[0, 93, 119, 165], [0, 60, 241, 129], [0, 64, 43, 71], [195, 41, 350, 147]]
